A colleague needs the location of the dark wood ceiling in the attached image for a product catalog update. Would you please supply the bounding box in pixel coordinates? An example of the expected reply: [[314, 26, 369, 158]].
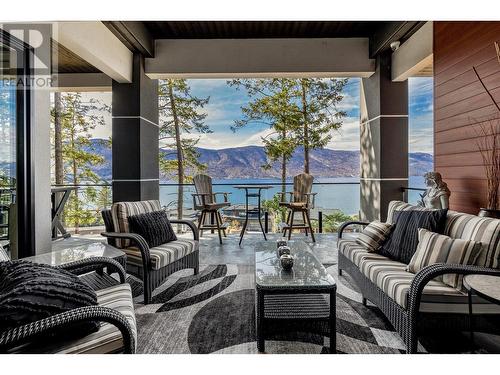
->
[[143, 21, 382, 39], [51, 41, 100, 74]]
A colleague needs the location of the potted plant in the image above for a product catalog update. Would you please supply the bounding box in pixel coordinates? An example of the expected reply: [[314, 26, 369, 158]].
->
[[474, 42, 500, 218]]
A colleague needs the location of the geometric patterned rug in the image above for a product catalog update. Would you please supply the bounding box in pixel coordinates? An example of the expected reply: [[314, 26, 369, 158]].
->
[[132, 263, 431, 354]]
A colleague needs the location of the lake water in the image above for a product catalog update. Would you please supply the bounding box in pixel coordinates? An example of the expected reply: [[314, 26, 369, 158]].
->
[[159, 176, 426, 216]]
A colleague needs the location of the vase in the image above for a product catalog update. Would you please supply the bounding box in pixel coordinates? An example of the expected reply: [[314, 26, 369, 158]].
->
[[478, 208, 500, 219]]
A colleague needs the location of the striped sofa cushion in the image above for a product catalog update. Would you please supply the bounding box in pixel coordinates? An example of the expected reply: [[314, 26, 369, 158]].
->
[[444, 211, 500, 269], [385, 200, 435, 224], [358, 256, 500, 314], [111, 200, 162, 248], [0, 244, 9, 262], [408, 229, 482, 290], [19, 283, 137, 354], [124, 239, 198, 270], [338, 239, 388, 267], [355, 220, 393, 252]]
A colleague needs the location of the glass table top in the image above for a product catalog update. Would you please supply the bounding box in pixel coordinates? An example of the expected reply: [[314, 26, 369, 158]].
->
[[255, 240, 336, 289], [24, 241, 125, 267]]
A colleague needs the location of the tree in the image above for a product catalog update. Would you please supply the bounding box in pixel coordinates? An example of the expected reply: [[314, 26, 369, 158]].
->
[[294, 78, 348, 174], [228, 79, 301, 196], [50, 93, 110, 233], [158, 79, 211, 220]]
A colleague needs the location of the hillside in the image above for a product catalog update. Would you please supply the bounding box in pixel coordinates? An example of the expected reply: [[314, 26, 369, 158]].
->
[[85, 140, 433, 181]]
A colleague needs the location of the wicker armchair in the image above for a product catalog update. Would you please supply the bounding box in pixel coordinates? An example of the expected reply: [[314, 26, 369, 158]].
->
[[338, 201, 500, 353], [101, 201, 199, 304], [0, 257, 136, 354]]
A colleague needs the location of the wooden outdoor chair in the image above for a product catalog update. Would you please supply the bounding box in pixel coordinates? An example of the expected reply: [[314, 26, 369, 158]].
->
[[278, 173, 317, 242], [192, 174, 231, 244]]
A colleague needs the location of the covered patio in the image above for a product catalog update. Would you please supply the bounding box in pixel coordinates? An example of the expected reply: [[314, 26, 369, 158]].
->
[[1, 19, 500, 355]]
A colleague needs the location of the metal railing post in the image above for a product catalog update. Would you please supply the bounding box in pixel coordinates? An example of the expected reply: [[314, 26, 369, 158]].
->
[[264, 211, 269, 233], [318, 211, 323, 234]]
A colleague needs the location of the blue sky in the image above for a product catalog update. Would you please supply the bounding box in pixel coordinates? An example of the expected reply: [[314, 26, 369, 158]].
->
[[74, 76, 434, 153]]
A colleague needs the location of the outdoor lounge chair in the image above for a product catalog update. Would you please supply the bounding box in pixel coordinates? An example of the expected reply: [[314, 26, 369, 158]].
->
[[279, 173, 317, 242], [192, 174, 231, 244], [0, 248, 136, 354], [101, 200, 199, 304]]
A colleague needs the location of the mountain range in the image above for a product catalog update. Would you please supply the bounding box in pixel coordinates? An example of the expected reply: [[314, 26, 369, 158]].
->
[[85, 139, 433, 181]]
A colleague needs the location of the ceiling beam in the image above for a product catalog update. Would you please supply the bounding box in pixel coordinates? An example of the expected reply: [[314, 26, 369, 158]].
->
[[146, 38, 375, 79], [53, 21, 133, 83], [51, 73, 112, 92], [392, 22, 433, 81], [103, 21, 154, 57]]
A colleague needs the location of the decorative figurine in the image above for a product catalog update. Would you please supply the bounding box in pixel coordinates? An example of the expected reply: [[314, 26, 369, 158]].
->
[[276, 239, 288, 248], [417, 172, 451, 209], [280, 254, 294, 271], [277, 245, 291, 258]]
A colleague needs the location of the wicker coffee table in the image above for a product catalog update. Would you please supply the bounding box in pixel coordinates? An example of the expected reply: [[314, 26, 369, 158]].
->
[[255, 240, 337, 353]]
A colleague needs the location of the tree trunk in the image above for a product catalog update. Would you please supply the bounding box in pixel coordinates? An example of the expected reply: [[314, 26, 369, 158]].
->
[[70, 121, 79, 234], [300, 80, 310, 174], [168, 81, 184, 222], [54, 92, 64, 185], [281, 152, 287, 222]]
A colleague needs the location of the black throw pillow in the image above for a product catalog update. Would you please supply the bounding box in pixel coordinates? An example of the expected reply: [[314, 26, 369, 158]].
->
[[0, 261, 99, 337], [379, 209, 448, 264], [128, 210, 177, 248]]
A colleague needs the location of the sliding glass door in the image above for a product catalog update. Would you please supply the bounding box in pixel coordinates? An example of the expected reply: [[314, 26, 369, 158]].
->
[[0, 29, 34, 258]]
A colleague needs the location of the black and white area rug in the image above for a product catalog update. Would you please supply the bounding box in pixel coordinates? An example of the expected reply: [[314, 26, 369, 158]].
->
[[132, 263, 411, 354], [130, 263, 489, 354]]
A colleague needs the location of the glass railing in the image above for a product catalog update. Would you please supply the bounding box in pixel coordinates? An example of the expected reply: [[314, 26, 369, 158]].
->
[[160, 181, 360, 233], [51, 182, 361, 235], [401, 187, 426, 205]]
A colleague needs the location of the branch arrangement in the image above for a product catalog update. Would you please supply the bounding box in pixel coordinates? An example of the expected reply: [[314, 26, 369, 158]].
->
[[472, 42, 500, 210]]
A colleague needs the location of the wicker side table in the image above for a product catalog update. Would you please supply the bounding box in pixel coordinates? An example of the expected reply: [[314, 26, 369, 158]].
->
[[464, 274, 500, 341]]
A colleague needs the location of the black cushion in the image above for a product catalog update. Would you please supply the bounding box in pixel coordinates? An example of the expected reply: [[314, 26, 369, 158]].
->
[[128, 210, 177, 248], [379, 209, 448, 264], [0, 261, 99, 336]]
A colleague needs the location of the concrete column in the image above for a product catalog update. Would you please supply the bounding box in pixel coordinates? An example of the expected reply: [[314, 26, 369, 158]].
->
[[360, 51, 408, 222], [33, 89, 52, 254], [112, 54, 159, 202]]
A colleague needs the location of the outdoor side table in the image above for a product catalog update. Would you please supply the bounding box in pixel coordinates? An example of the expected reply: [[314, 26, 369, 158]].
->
[[255, 240, 337, 353], [24, 240, 127, 290], [233, 185, 272, 245], [464, 274, 500, 341]]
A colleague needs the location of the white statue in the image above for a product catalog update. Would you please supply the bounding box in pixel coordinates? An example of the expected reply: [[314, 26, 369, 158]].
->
[[418, 172, 451, 209]]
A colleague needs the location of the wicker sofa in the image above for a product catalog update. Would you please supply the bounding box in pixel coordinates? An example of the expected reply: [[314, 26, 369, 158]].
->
[[101, 200, 199, 304], [338, 201, 500, 353], [0, 245, 136, 354]]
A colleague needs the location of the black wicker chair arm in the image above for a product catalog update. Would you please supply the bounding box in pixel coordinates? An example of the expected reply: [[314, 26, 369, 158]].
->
[[169, 219, 200, 241], [0, 306, 135, 354], [406, 263, 500, 353], [101, 232, 151, 270], [338, 221, 370, 238], [59, 257, 126, 283]]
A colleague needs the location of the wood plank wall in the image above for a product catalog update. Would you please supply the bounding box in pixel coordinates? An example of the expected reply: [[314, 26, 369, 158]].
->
[[434, 21, 500, 214]]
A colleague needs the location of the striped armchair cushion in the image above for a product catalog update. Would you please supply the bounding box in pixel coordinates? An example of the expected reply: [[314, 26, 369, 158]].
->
[[0, 244, 9, 262], [408, 229, 482, 290], [111, 200, 162, 248], [124, 239, 198, 270], [19, 283, 137, 354], [444, 211, 500, 269], [355, 220, 393, 252], [385, 200, 435, 224]]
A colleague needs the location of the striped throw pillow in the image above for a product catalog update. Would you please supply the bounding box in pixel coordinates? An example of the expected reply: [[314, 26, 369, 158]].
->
[[407, 228, 482, 290], [355, 221, 393, 252]]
